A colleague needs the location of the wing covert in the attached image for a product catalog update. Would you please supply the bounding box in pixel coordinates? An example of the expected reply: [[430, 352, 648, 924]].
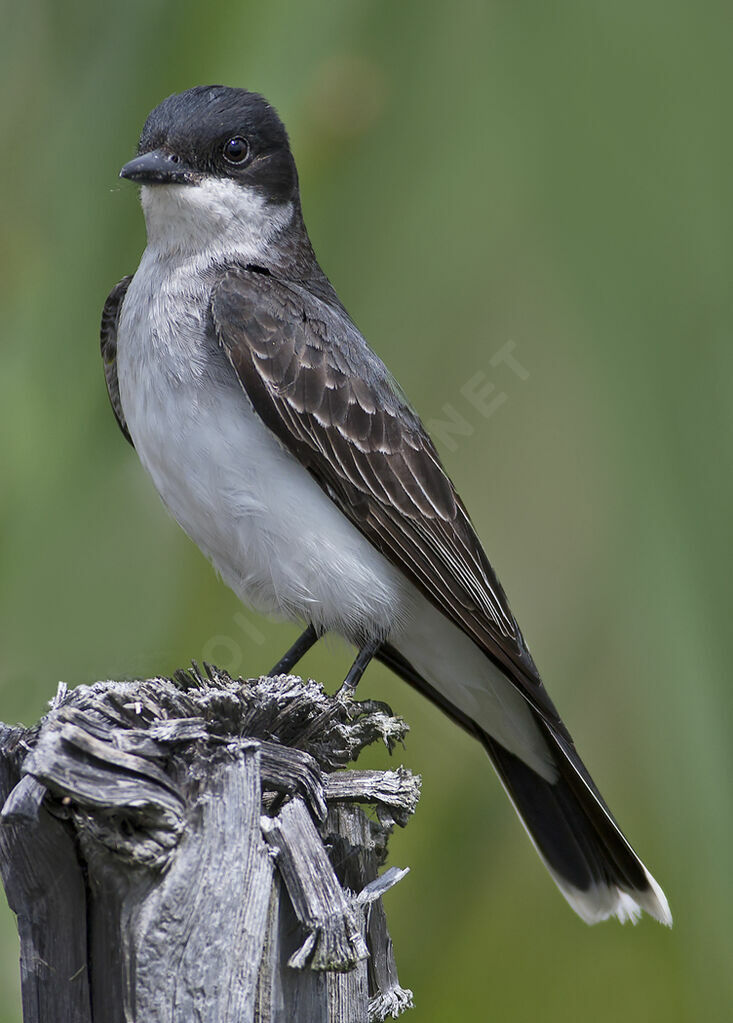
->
[[211, 266, 563, 731]]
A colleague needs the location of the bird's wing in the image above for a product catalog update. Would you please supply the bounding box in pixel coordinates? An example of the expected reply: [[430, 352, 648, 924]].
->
[[100, 275, 134, 446], [211, 265, 563, 732]]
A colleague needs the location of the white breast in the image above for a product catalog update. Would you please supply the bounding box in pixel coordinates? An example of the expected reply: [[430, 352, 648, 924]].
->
[[115, 244, 412, 643]]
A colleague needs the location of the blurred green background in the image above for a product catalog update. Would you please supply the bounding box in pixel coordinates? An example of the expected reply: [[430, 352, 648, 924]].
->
[[1, 1, 731, 1020]]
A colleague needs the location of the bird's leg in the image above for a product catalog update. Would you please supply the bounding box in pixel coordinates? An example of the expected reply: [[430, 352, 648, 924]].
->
[[338, 637, 382, 697], [268, 623, 319, 676]]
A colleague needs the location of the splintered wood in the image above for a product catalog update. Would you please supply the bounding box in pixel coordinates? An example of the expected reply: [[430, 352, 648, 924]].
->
[[0, 667, 419, 1023]]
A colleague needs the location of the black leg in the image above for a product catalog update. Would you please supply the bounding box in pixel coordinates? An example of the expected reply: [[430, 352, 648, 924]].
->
[[269, 623, 319, 676], [338, 637, 382, 696]]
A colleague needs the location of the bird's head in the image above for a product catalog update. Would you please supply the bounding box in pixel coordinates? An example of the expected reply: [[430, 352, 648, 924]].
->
[[120, 86, 299, 257]]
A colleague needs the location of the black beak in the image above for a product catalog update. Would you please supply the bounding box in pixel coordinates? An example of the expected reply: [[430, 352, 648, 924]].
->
[[119, 148, 196, 185]]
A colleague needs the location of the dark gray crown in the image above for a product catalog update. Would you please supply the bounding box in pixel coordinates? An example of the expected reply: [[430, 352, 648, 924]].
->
[[138, 86, 298, 203]]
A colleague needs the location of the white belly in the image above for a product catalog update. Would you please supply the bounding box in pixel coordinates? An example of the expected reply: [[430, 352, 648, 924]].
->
[[116, 253, 413, 642], [115, 249, 551, 775]]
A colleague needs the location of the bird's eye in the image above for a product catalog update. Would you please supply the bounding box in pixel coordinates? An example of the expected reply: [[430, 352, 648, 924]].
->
[[222, 136, 250, 165]]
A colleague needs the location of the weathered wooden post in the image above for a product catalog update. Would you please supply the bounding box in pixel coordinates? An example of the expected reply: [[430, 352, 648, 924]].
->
[[0, 665, 418, 1022]]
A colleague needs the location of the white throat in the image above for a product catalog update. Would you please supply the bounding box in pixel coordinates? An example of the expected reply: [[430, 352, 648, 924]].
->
[[140, 177, 294, 263]]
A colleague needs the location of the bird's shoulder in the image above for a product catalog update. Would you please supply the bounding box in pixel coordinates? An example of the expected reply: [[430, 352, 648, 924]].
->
[[210, 263, 459, 523]]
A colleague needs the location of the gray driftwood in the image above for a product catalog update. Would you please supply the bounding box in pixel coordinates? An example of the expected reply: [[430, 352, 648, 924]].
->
[[0, 665, 419, 1022]]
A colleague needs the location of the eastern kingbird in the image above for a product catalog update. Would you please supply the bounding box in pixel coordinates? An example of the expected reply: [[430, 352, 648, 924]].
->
[[103, 85, 670, 927]]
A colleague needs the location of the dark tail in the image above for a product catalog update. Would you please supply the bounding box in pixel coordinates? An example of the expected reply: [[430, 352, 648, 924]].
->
[[378, 644, 671, 925]]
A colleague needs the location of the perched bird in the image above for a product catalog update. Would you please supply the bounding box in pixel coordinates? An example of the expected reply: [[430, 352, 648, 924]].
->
[[102, 85, 671, 926]]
